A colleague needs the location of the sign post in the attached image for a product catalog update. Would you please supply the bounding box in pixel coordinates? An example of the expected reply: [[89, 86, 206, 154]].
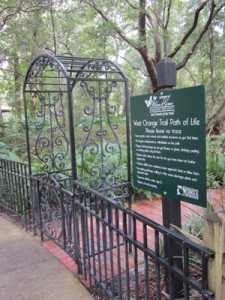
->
[[130, 58, 206, 297]]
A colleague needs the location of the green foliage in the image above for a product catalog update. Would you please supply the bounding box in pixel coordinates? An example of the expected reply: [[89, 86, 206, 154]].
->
[[206, 133, 225, 188], [0, 0, 225, 128], [0, 123, 5, 138], [0, 117, 27, 162], [76, 142, 128, 187], [131, 184, 160, 202], [0, 141, 23, 162], [183, 190, 224, 240]]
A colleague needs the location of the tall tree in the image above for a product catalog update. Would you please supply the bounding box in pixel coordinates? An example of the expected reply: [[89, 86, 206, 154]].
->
[[81, 0, 225, 91], [178, 19, 225, 134], [0, 0, 55, 118], [0, 0, 54, 39], [80, 0, 225, 132]]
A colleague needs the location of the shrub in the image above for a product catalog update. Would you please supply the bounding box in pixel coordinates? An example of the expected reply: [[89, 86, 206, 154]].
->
[[183, 190, 224, 240], [206, 133, 225, 188]]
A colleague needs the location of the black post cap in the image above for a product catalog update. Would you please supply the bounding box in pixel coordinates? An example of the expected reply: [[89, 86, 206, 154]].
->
[[156, 57, 176, 89]]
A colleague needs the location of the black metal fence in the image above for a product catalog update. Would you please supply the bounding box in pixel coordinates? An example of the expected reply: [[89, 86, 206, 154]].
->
[[31, 175, 214, 299], [0, 157, 215, 299], [0, 158, 31, 228]]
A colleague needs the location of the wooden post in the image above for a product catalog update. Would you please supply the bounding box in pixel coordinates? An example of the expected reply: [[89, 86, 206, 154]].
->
[[156, 58, 183, 297], [204, 211, 225, 300]]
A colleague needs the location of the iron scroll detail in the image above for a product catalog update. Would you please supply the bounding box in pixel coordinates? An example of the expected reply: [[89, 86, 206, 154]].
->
[[35, 92, 69, 172], [81, 80, 122, 189]]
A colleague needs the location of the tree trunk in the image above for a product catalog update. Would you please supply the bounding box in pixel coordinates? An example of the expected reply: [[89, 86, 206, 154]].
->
[[14, 52, 21, 120], [118, 85, 126, 114], [138, 47, 158, 92], [206, 100, 225, 134], [0, 100, 3, 134]]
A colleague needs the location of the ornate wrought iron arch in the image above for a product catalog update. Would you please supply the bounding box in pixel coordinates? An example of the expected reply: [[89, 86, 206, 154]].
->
[[23, 54, 131, 197]]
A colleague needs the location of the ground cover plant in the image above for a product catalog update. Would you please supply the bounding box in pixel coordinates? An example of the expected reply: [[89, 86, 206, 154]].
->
[[183, 188, 225, 240]]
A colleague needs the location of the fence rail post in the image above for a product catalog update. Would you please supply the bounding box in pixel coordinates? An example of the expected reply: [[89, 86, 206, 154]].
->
[[204, 211, 225, 300]]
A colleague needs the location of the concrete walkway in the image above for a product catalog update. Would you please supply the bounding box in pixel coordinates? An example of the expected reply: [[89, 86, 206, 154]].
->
[[0, 214, 93, 300]]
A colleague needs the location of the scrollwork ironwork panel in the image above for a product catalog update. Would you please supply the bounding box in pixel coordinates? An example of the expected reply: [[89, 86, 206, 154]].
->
[[78, 80, 123, 189], [34, 91, 69, 172], [26, 56, 62, 83]]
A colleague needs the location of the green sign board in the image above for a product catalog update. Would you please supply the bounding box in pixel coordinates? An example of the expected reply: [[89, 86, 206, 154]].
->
[[130, 86, 206, 207]]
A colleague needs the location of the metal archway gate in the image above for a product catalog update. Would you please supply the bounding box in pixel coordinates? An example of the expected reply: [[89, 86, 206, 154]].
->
[[23, 54, 131, 193], [19, 54, 215, 299]]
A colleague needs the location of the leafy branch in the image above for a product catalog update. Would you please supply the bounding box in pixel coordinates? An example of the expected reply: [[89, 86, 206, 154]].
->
[[0, 0, 54, 31]]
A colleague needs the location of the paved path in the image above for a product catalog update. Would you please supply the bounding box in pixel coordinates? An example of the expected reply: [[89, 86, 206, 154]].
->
[[0, 214, 93, 300]]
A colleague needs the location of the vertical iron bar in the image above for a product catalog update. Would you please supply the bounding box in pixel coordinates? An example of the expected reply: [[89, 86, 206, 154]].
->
[[10, 161, 13, 211], [123, 211, 131, 298], [202, 257, 209, 299], [23, 164, 29, 228], [115, 207, 123, 299], [96, 197, 103, 283], [108, 204, 115, 297], [125, 79, 133, 254], [133, 217, 139, 299], [9, 161, 13, 212], [23, 89, 32, 177], [20, 164, 27, 228], [25, 165, 31, 229], [155, 230, 161, 300], [183, 246, 190, 299], [8, 161, 13, 211], [85, 192, 92, 287], [37, 180, 44, 241], [14, 163, 19, 215], [65, 193, 72, 253], [17, 163, 23, 220], [48, 92, 55, 171], [101, 200, 108, 288], [168, 237, 175, 300], [143, 224, 150, 300], [4, 160, 8, 208], [125, 79, 131, 190], [81, 190, 87, 280], [31, 179, 37, 236], [5, 160, 8, 207], [3, 160, 7, 207], [60, 191, 67, 249], [11, 162, 16, 213], [90, 197, 96, 287], [73, 191, 82, 273], [66, 78, 77, 185], [14, 162, 19, 215], [98, 81, 105, 187], [17, 164, 23, 218]]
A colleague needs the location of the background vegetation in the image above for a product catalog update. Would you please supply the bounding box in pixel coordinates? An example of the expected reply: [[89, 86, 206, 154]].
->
[[0, 0, 224, 189]]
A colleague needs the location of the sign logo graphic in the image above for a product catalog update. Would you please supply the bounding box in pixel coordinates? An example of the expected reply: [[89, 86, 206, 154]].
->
[[144, 92, 175, 116], [177, 185, 199, 200]]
